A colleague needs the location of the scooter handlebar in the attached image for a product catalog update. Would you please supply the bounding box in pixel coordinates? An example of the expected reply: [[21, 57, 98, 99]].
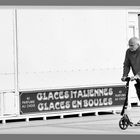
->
[[123, 77, 138, 82], [124, 77, 131, 82]]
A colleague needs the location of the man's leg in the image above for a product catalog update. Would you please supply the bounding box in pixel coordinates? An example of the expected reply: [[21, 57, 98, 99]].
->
[[134, 83, 140, 126], [134, 83, 140, 100]]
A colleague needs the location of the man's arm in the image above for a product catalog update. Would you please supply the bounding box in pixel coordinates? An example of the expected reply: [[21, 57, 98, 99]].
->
[[122, 50, 131, 78]]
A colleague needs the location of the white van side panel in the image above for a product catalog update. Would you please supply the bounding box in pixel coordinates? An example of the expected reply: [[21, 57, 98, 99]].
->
[[0, 9, 14, 91], [17, 9, 127, 90]]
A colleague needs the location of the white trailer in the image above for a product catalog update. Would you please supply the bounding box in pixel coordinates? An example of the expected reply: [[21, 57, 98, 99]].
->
[[0, 7, 140, 122]]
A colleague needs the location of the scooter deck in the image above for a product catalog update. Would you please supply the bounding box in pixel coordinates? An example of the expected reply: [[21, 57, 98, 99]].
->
[[134, 123, 140, 126], [126, 122, 140, 127]]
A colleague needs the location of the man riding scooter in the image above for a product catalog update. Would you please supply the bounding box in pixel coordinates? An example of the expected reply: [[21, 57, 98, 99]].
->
[[121, 37, 140, 126]]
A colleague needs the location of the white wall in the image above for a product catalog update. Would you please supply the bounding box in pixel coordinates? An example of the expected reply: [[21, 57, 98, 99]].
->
[[0, 9, 14, 91], [17, 7, 127, 89], [17, 8, 127, 90]]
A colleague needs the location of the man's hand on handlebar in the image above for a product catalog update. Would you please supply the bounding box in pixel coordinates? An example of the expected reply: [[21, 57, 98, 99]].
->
[[130, 76, 136, 81], [121, 75, 139, 82], [130, 75, 139, 81], [121, 76, 127, 82]]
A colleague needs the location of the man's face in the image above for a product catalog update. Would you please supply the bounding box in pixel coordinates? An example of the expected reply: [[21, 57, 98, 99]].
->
[[129, 41, 139, 51]]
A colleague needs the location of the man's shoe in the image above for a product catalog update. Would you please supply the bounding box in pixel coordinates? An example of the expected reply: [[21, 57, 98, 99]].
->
[[135, 122, 140, 126]]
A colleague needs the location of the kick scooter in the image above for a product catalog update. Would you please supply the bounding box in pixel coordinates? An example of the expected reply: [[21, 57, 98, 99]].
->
[[119, 77, 134, 130]]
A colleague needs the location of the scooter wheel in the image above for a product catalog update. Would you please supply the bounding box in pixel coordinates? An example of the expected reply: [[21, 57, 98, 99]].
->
[[119, 118, 128, 130]]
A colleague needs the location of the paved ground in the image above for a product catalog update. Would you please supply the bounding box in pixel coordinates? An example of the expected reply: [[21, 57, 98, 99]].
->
[[1, 107, 140, 134]]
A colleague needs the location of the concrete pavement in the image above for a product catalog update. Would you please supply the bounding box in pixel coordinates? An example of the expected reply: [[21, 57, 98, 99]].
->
[[0, 107, 140, 134]]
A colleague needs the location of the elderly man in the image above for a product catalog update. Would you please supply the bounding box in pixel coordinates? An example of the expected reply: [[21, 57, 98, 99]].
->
[[121, 37, 140, 125], [122, 37, 140, 81]]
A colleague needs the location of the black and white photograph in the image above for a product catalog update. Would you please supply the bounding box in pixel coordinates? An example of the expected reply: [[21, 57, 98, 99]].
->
[[1, 0, 140, 138]]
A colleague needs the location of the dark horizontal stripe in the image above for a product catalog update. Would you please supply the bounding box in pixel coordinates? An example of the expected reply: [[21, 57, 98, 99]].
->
[[0, 0, 140, 6]]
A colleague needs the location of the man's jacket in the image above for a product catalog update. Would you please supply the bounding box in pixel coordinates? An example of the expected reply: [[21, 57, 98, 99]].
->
[[123, 46, 140, 78]]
